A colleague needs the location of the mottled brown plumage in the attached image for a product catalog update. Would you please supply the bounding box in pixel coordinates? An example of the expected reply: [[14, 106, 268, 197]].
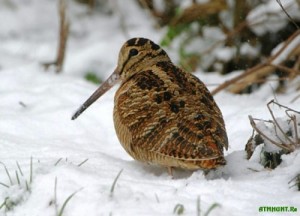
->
[[72, 37, 228, 173]]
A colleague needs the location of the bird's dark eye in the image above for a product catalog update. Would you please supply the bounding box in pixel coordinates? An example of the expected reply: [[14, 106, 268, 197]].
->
[[129, 48, 138, 57]]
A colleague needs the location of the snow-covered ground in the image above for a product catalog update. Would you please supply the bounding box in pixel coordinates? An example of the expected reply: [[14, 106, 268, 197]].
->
[[0, 1, 299, 216]]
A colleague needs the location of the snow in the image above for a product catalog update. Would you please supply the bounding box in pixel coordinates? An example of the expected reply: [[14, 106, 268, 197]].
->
[[0, 1, 300, 216], [247, 0, 300, 36], [214, 47, 235, 62], [240, 43, 259, 57], [271, 34, 300, 65]]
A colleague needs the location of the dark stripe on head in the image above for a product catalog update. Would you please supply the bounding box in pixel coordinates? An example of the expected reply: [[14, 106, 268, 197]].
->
[[150, 41, 160, 50], [127, 38, 137, 46], [157, 49, 167, 56], [136, 38, 148, 46], [119, 57, 130, 75], [127, 52, 156, 72]]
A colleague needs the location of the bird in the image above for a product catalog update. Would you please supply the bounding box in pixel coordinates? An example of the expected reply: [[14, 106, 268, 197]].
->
[[72, 37, 228, 175]]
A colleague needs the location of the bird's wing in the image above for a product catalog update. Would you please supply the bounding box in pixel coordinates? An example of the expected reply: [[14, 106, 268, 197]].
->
[[115, 61, 228, 161]]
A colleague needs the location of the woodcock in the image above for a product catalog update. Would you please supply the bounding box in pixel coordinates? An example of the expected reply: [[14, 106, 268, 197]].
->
[[72, 38, 228, 173]]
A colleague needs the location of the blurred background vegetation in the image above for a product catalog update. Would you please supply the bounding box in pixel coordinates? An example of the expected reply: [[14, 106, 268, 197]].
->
[[3, 0, 296, 93], [73, 0, 300, 94]]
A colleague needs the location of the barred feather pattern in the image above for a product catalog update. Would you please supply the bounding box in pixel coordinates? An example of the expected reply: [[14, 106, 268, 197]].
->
[[113, 44, 228, 170]]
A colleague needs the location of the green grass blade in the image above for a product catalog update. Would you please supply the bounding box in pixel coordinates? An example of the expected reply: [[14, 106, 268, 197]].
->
[[25, 180, 30, 191], [29, 157, 33, 184], [204, 203, 220, 216], [54, 158, 63, 166], [110, 169, 123, 196], [0, 197, 8, 210], [57, 190, 80, 216], [197, 196, 200, 216], [15, 170, 20, 186], [77, 158, 88, 167], [155, 193, 160, 203], [2, 164, 13, 185], [0, 182, 9, 188], [173, 203, 184, 215], [85, 72, 102, 84], [54, 177, 58, 215], [16, 161, 24, 176]]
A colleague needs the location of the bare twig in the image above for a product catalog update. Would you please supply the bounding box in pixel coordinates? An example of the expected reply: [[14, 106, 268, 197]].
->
[[248, 100, 300, 155], [272, 100, 300, 114], [267, 63, 300, 79], [170, 0, 227, 26], [290, 115, 300, 145], [200, 1, 296, 58], [276, 0, 299, 29], [211, 63, 270, 94], [43, 0, 70, 73], [56, 0, 70, 73], [267, 100, 295, 145], [293, 55, 300, 71], [205, 77, 291, 87], [248, 115, 293, 152], [212, 30, 300, 95]]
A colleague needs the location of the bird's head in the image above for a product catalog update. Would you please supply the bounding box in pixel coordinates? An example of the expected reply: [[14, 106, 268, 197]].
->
[[71, 37, 170, 120]]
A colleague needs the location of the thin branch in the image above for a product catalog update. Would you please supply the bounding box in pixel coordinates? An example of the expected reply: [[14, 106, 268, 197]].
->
[[206, 76, 291, 87], [267, 63, 300, 79], [248, 115, 293, 152], [43, 0, 70, 73], [290, 115, 300, 145], [211, 63, 269, 95], [272, 100, 300, 114], [212, 30, 300, 95], [293, 55, 300, 71], [200, 2, 296, 58], [56, 0, 70, 73], [267, 100, 295, 145], [276, 0, 299, 29]]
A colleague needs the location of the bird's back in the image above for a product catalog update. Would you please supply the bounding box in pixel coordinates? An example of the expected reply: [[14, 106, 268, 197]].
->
[[113, 60, 228, 170]]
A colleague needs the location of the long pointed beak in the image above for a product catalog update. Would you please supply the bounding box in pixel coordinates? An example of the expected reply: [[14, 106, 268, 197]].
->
[[71, 69, 120, 120]]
